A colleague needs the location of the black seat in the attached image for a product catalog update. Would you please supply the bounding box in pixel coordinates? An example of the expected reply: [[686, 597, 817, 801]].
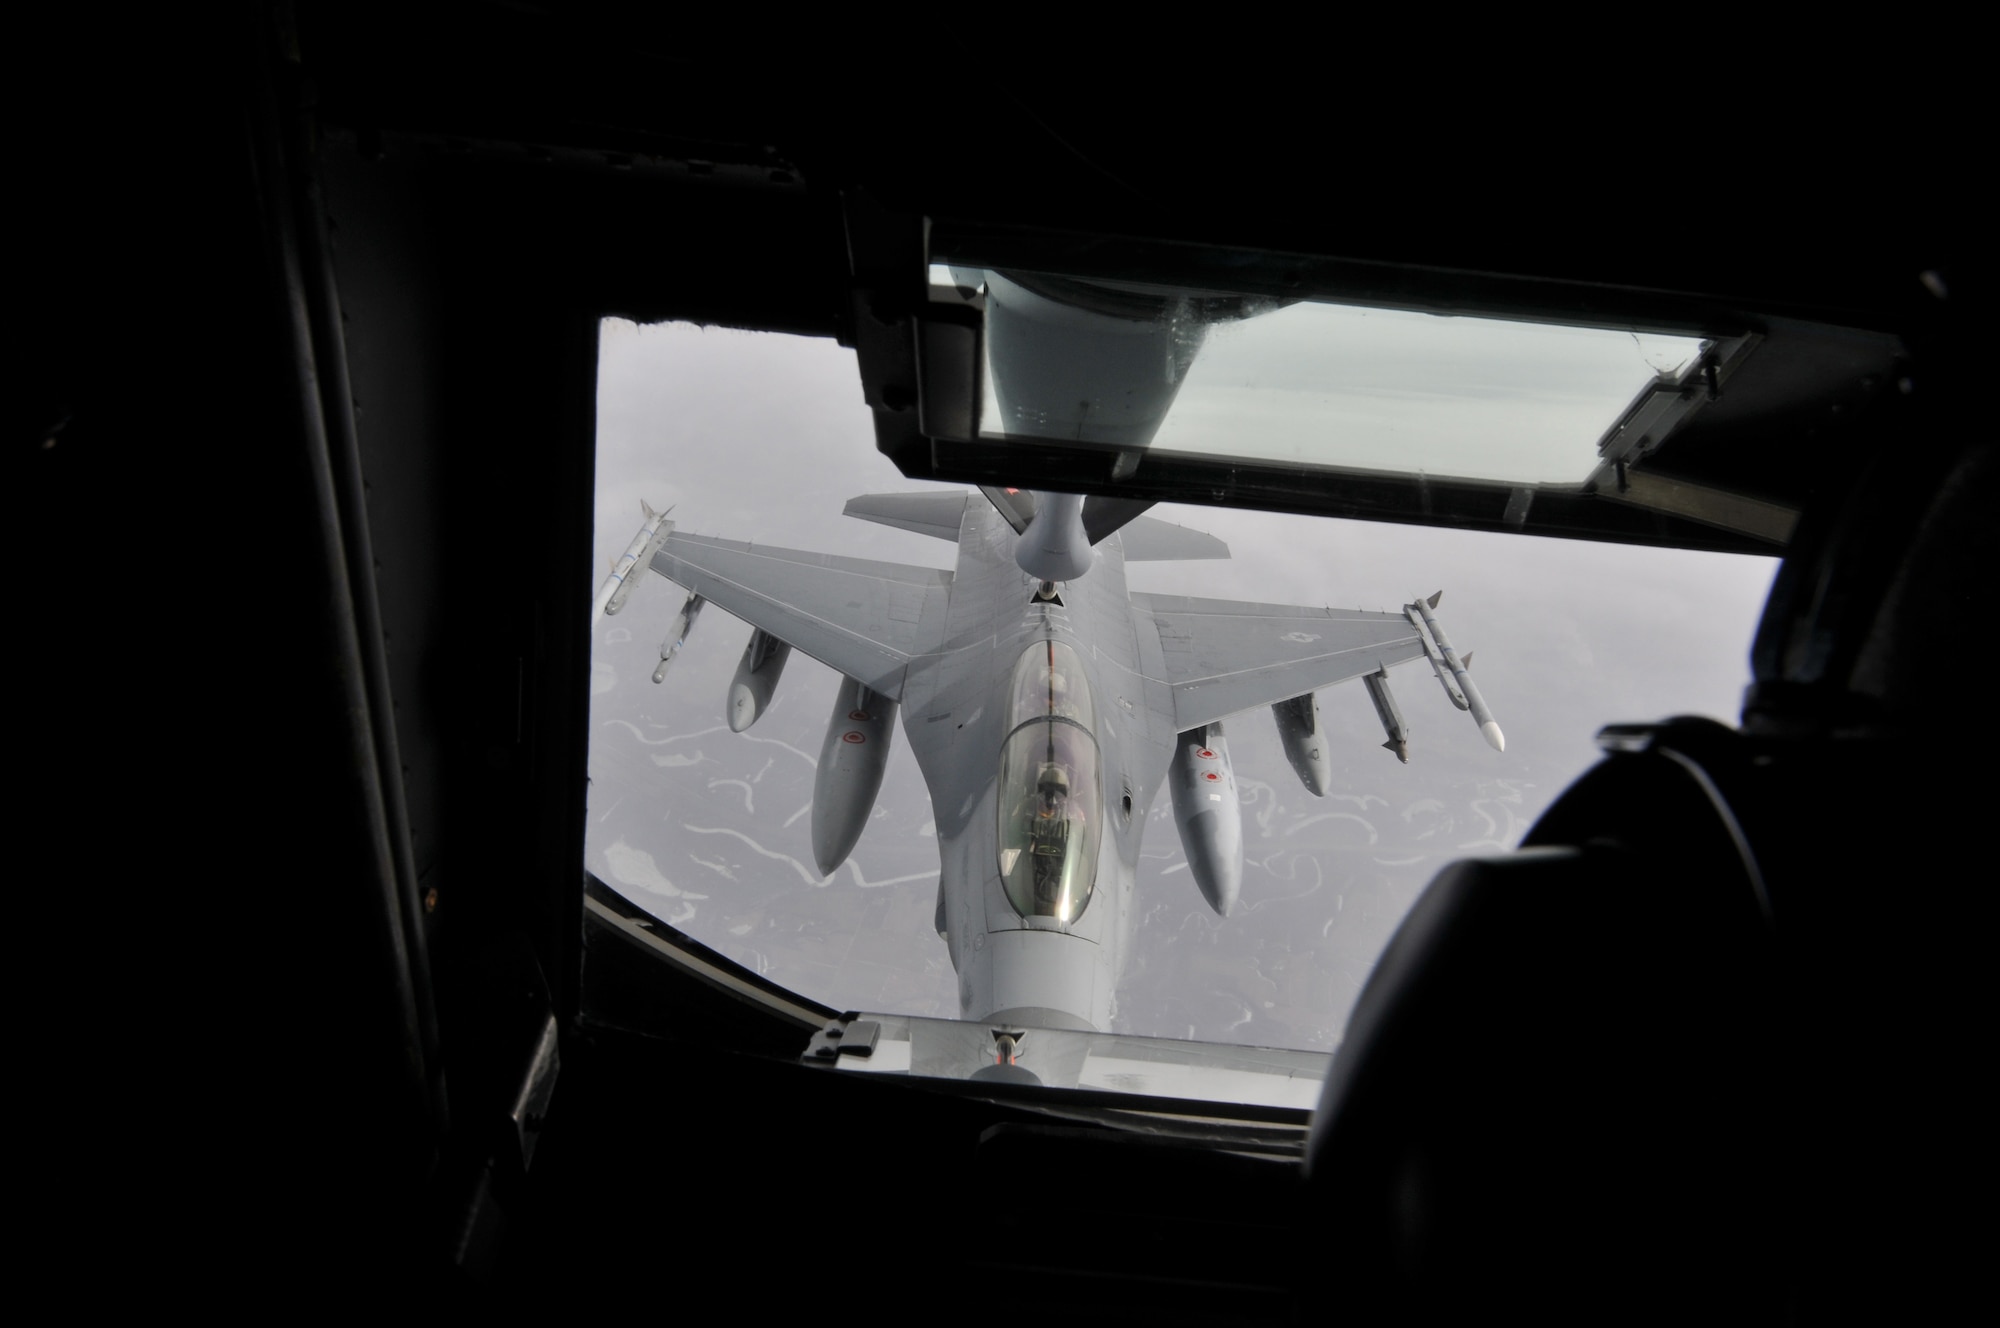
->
[[1304, 432, 1993, 1323], [1305, 719, 1785, 1322]]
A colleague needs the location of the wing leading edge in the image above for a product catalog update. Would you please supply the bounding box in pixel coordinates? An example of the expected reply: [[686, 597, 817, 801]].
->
[[649, 533, 951, 699], [1133, 591, 1426, 731]]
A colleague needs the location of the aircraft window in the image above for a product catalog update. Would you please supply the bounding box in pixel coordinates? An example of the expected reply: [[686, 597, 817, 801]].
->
[[996, 715, 1103, 924], [952, 264, 1706, 487], [1006, 639, 1095, 731], [587, 318, 1777, 1068]]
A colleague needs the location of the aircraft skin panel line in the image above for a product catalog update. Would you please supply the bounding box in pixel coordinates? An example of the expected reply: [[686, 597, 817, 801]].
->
[[650, 533, 952, 700], [1132, 591, 1427, 731]]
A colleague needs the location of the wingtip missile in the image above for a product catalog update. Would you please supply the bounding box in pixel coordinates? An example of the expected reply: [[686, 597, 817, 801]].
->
[[1382, 738, 1411, 764], [1409, 595, 1506, 754], [596, 500, 677, 621]]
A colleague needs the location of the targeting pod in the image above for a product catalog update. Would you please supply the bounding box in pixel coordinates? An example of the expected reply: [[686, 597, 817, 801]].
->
[[652, 593, 704, 683], [1271, 693, 1332, 796], [812, 677, 898, 875], [727, 629, 792, 732], [1167, 723, 1242, 917], [1363, 666, 1412, 763], [1409, 592, 1505, 752]]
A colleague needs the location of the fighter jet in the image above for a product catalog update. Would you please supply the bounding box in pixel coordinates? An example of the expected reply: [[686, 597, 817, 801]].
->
[[601, 486, 1500, 1032]]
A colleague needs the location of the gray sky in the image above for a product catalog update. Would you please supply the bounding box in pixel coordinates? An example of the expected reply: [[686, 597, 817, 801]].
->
[[586, 319, 1778, 1049]]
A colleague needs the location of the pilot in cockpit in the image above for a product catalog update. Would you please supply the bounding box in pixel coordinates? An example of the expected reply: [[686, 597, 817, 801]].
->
[[1022, 763, 1078, 905], [1027, 761, 1079, 818]]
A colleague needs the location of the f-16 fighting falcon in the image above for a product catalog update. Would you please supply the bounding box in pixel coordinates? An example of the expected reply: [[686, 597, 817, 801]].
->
[[596, 485, 1502, 1034]]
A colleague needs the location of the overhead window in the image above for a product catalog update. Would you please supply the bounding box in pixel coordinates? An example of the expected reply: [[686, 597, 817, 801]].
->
[[951, 264, 1707, 488]]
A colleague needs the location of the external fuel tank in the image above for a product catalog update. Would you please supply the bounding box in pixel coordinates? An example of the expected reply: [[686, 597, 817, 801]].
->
[[726, 628, 792, 732], [811, 676, 898, 876], [1167, 722, 1242, 917]]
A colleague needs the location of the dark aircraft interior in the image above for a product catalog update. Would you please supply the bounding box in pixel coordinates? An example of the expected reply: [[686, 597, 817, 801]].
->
[[20, 8, 1983, 1320]]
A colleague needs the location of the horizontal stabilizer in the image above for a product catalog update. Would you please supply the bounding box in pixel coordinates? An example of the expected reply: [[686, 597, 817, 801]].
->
[[843, 491, 970, 543], [1081, 494, 1155, 543], [1119, 517, 1230, 562], [979, 486, 1036, 534]]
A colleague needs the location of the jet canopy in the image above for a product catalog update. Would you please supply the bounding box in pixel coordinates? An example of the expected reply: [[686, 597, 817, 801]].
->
[[997, 640, 1101, 923]]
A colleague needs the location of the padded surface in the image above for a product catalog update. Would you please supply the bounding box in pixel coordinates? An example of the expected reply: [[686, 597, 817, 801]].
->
[[1306, 722, 1786, 1322]]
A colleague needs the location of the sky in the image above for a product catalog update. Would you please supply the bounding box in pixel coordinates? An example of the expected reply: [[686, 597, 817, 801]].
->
[[585, 318, 1779, 1052]]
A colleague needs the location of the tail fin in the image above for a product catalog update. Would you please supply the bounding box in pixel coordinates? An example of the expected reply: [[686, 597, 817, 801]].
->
[[979, 486, 1036, 534], [842, 491, 972, 543], [1119, 517, 1230, 561]]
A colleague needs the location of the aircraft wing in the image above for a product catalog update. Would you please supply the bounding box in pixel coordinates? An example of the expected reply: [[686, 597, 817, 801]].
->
[[1133, 592, 1426, 731], [650, 534, 951, 699]]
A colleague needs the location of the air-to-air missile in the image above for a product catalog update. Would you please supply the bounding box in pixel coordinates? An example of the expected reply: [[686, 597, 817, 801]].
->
[[1167, 723, 1243, 917], [651, 592, 703, 683], [1408, 592, 1505, 752], [593, 500, 674, 621], [1363, 667, 1413, 763]]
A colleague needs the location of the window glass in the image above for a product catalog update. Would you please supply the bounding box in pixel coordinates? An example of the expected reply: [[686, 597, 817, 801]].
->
[[1006, 639, 1095, 731], [950, 264, 1705, 486], [588, 318, 1778, 1053], [996, 711, 1102, 923]]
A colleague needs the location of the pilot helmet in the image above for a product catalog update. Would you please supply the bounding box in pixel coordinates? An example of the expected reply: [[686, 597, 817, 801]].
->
[[1036, 763, 1070, 796]]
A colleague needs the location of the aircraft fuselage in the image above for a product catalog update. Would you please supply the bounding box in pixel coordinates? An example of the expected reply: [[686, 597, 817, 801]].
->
[[899, 498, 1176, 1031]]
